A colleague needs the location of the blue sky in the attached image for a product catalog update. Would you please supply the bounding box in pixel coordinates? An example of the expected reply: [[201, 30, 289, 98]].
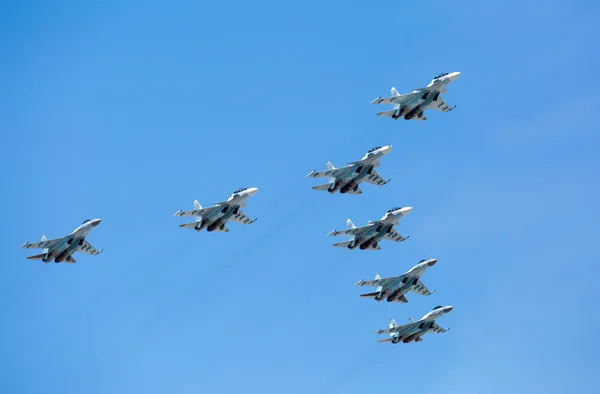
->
[[1, 0, 599, 393]]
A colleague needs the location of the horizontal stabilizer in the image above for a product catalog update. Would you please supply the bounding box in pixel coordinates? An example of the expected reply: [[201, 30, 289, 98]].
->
[[360, 292, 380, 298], [332, 240, 353, 248], [26, 253, 46, 260], [312, 183, 332, 191], [376, 109, 398, 117], [397, 295, 408, 303], [179, 222, 201, 230], [378, 337, 395, 343]]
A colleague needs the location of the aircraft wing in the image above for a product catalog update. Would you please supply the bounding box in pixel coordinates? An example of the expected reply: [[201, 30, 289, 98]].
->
[[76, 240, 103, 256], [328, 224, 371, 237], [355, 275, 403, 288], [382, 227, 406, 242], [230, 209, 256, 225], [174, 205, 220, 218], [21, 237, 63, 250], [375, 321, 418, 335], [408, 280, 433, 296], [363, 169, 389, 186], [429, 96, 454, 112], [427, 322, 449, 334], [370, 92, 420, 105], [306, 166, 352, 179]]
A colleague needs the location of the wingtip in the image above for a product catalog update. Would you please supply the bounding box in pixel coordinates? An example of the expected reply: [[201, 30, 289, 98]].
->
[[173, 210, 183, 217], [20, 242, 28, 248], [370, 96, 381, 104], [354, 279, 364, 286], [306, 170, 316, 178], [98, 248, 104, 254]]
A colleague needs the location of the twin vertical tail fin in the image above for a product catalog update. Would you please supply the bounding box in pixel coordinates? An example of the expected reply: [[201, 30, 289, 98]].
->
[[27, 235, 50, 263], [193, 200, 202, 222], [41, 234, 49, 254], [391, 87, 400, 97], [326, 161, 336, 184], [346, 219, 356, 229], [390, 318, 398, 329], [375, 273, 383, 293]]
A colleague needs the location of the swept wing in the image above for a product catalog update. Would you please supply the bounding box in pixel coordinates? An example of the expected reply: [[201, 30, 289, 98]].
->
[[21, 237, 63, 250], [230, 209, 256, 225], [382, 227, 406, 242], [329, 224, 372, 237], [429, 96, 454, 112], [355, 275, 405, 288], [174, 205, 221, 218], [408, 280, 433, 296], [362, 169, 389, 186], [375, 321, 419, 335], [371, 91, 420, 105], [307, 166, 352, 179], [76, 240, 103, 256]]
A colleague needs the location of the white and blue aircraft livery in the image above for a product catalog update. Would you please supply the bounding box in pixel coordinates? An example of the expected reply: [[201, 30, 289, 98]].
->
[[328, 207, 412, 250], [21, 219, 103, 264], [374, 305, 453, 344], [355, 258, 437, 303], [306, 146, 392, 195], [173, 187, 258, 232], [371, 72, 461, 121]]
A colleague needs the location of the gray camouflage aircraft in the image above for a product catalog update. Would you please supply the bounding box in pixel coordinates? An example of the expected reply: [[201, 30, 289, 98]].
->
[[21, 219, 103, 263], [173, 187, 258, 232], [374, 305, 453, 344], [306, 146, 392, 195], [371, 72, 461, 121], [355, 258, 437, 303], [328, 206, 412, 250]]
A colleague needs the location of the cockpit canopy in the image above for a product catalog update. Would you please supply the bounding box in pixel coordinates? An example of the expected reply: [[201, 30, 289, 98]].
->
[[433, 73, 449, 80], [432, 305, 443, 311], [82, 219, 91, 224], [419, 259, 426, 263], [386, 207, 402, 213], [367, 146, 382, 153], [233, 188, 248, 194]]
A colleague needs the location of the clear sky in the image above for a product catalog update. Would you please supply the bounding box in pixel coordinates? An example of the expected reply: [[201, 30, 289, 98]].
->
[[1, 1, 599, 393]]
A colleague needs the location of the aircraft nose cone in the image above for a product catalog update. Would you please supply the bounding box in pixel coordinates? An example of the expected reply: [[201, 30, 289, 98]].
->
[[383, 145, 393, 154], [401, 207, 412, 215], [449, 72, 461, 81], [446, 306, 454, 312], [92, 219, 101, 227], [427, 259, 438, 267], [247, 187, 258, 196]]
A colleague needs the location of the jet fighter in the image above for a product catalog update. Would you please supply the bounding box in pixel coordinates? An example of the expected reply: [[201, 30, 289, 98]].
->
[[371, 72, 461, 121], [355, 258, 437, 303], [374, 305, 453, 344], [21, 219, 103, 263], [306, 146, 392, 195], [327, 207, 412, 250], [173, 187, 258, 232]]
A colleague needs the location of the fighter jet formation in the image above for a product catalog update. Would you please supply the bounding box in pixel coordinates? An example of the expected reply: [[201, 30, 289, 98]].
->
[[20, 71, 461, 345]]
